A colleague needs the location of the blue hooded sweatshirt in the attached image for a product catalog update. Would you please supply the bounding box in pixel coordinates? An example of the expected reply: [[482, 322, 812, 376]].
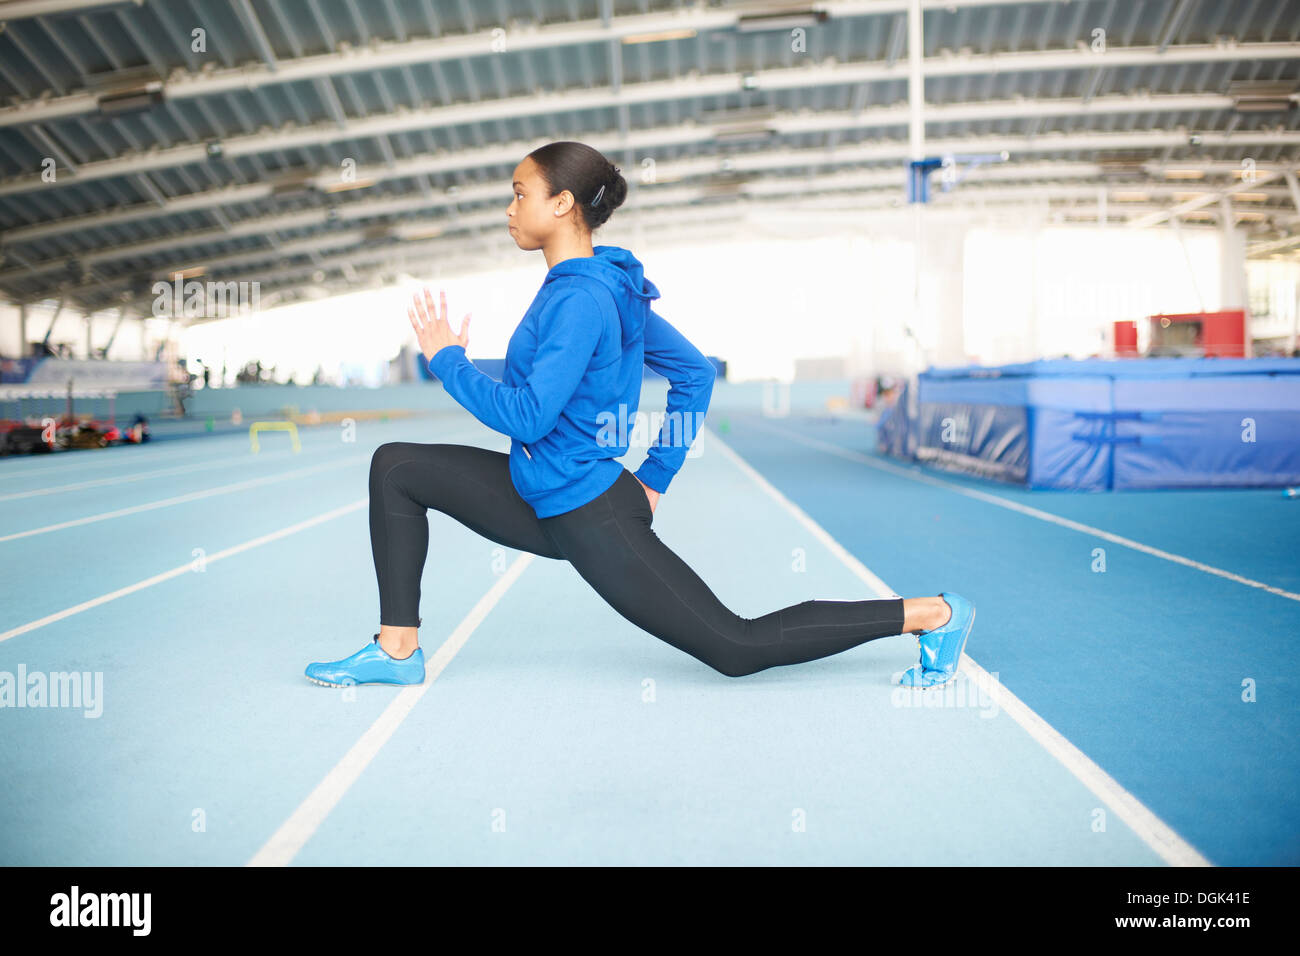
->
[[427, 244, 716, 519]]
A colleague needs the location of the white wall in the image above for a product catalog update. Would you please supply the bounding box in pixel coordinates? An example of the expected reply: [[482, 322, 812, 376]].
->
[[633, 233, 913, 382], [1247, 258, 1300, 350], [963, 224, 1222, 365]]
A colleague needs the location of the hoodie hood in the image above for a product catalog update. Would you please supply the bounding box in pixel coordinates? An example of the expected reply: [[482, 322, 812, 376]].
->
[[544, 245, 660, 340]]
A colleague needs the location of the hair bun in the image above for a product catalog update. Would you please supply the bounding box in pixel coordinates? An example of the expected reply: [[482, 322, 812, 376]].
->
[[524, 141, 627, 229]]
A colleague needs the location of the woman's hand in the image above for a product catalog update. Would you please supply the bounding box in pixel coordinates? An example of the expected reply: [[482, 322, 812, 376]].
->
[[634, 475, 659, 515], [409, 287, 470, 364]]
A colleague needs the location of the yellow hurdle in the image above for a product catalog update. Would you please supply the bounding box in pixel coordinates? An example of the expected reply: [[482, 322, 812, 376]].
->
[[249, 420, 301, 453]]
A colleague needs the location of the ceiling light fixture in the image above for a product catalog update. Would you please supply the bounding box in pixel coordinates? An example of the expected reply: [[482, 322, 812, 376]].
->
[[1228, 81, 1297, 113], [736, 9, 828, 32], [622, 28, 697, 44], [324, 178, 377, 193], [97, 82, 164, 116]]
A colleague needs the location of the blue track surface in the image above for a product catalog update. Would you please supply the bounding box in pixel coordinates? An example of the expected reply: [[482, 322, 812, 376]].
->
[[1, 396, 1294, 865], [714, 406, 1300, 866]]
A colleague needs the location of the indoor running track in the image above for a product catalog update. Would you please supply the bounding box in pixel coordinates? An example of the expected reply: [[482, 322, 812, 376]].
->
[[1, 400, 1294, 865]]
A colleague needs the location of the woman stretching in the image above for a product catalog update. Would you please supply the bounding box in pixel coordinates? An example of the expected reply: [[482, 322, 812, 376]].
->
[[305, 141, 974, 688]]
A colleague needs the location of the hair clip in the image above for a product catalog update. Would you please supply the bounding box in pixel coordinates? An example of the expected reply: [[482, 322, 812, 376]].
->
[[591, 184, 606, 206]]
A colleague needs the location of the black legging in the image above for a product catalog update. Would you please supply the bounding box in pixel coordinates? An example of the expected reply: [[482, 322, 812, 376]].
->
[[369, 442, 907, 678]]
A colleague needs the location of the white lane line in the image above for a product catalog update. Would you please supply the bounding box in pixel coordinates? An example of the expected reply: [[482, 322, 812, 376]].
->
[[247, 551, 536, 867], [741, 414, 1300, 604], [0, 455, 368, 542], [704, 424, 1212, 868], [960, 658, 1210, 867], [0, 498, 368, 645], [0, 446, 322, 502]]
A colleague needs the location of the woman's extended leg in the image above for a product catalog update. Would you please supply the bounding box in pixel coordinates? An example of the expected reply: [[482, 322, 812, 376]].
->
[[368, 442, 563, 655], [542, 468, 923, 678]]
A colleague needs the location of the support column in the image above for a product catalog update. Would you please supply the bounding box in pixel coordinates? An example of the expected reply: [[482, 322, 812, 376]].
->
[[1169, 215, 1206, 312], [42, 298, 66, 354], [1218, 195, 1249, 356], [907, 0, 923, 162], [904, 0, 926, 377], [1291, 279, 1299, 357], [102, 306, 127, 357], [920, 223, 967, 368]]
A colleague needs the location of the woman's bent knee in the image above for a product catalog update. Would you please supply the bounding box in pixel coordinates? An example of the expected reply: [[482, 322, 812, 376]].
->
[[370, 441, 445, 484], [707, 649, 765, 678], [370, 441, 406, 475]]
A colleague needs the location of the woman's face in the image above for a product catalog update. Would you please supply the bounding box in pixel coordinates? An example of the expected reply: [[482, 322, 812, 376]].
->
[[506, 156, 572, 250]]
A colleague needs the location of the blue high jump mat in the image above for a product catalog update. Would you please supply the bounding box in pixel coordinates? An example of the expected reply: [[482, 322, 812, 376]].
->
[[877, 357, 1300, 491]]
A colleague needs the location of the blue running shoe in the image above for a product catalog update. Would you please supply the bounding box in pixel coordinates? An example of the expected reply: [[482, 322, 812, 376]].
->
[[898, 591, 975, 688], [305, 634, 426, 687]]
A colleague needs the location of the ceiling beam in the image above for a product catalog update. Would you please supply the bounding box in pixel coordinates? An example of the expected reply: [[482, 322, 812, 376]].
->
[[0, 0, 132, 18], [0, 0, 1068, 29], [5, 110, 1300, 270], [0, 80, 1259, 199], [231, 0, 280, 73], [2, 25, 1296, 130]]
